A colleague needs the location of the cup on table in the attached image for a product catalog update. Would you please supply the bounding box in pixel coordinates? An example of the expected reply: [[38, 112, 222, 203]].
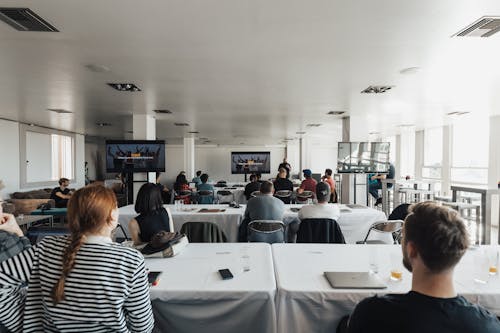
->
[[306, 198, 313, 205], [389, 252, 403, 282], [368, 247, 379, 274], [240, 247, 251, 272], [487, 248, 499, 276]]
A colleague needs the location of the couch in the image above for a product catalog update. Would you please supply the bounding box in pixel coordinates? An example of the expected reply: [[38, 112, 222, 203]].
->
[[7, 189, 55, 216]]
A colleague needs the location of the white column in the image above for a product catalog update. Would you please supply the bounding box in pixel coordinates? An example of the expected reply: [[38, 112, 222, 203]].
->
[[395, 134, 401, 180], [184, 137, 195, 181], [442, 125, 451, 196], [132, 115, 156, 201], [399, 127, 416, 178], [488, 116, 500, 242], [414, 130, 424, 179], [286, 142, 300, 179]]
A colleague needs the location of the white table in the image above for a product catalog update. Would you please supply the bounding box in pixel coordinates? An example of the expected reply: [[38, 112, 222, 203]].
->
[[282, 204, 389, 244], [146, 243, 276, 333], [272, 243, 500, 333], [118, 204, 245, 242]]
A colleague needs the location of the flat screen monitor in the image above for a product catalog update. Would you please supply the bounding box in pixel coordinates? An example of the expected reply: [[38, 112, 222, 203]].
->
[[231, 152, 271, 174], [106, 140, 165, 173], [337, 142, 390, 173]]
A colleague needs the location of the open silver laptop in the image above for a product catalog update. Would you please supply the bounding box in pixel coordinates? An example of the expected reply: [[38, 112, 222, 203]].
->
[[324, 272, 387, 289]]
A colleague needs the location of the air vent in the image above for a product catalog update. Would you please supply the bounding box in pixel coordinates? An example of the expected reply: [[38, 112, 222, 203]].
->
[[96, 122, 112, 127], [306, 124, 322, 127], [361, 85, 394, 94], [153, 109, 172, 114], [454, 16, 500, 38], [174, 123, 189, 127], [327, 111, 346, 115], [188, 131, 199, 134], [107, 83, 141, 92], [0, 8, 58, 31], [85, 64, 110, 73], [296, 131, 306, 134], [447, 111, 470, 116], [47, 108, 72, 114]]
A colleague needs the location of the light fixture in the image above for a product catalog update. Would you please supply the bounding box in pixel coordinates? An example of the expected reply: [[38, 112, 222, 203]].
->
[[399, 67, 420, 75], [369, 131, 381, 135], [174, 123, 189, 127], [188, 131, 199, 134], [85, 64, 110, 73], [153, 109, 172, 114], [327, 111, 346, 115], [447, 111, 470, 116], [47, 108, 72, 114], [361, 85, 394, 94], [296, 131, 306, 134], [107, 83, 141, 92], [96, 122, 112, 127], [306, 124, 322, 127], [398, 124, 415, 128]]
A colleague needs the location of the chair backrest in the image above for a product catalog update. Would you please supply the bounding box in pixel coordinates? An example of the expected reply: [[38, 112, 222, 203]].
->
[[274, 190, 292, 204], [197, 190, 214, 204], [198, 190, 214, 196], [216, 190, 234, 204], [215, 181, 227, 188], [388, 203, 410, 221], [361, 220, 404, 244], [251, 190, 262, 198], [247, 220, 285, 244], [296, 218, 345, 244], [179, 221, 227, 243], [296, 191, 313, 199]]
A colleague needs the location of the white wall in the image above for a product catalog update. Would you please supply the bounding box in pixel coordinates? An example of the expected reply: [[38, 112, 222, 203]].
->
[[0, 119, 84, 199]]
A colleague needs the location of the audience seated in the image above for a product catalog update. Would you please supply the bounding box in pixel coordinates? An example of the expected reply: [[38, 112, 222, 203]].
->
[[347, 202, 500, 332], [274, 168, 293, 193], [244, 174, 261, 201], [174, 173, 191, 204], [297, 169, 317, 200], [0, 199, 31, 262], [238, 181, 284, 241], [128, 183, 173, 245], [50, 177, 73, 208], [192, 170, 202, 186], [298, 182, 340, 221], [196, 174, 215, 204], [0, 185, 154, 332], [321, 168, 337, 203]]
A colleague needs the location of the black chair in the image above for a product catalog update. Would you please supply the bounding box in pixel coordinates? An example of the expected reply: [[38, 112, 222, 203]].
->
[[296, 218, 345, 243], [389, 203, 410, 221], [296, 191, 314, 203], [356, 220, 404, 244], [197, 190, 215, 204], [247, 220, 285, 244], [216, 190, 234, 204], [250, 190, 262, 198], [26, 225, 70, 245], [274, 190, 292, 204], [214, 181, 227, 188], [179, 222, 227, 243], [174, 190, 192, 204]]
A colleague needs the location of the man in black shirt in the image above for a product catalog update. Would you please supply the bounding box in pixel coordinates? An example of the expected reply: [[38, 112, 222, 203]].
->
[[50, 178, 73, 208], [347, 202, 500, 333], [244, 174, 261, 201]]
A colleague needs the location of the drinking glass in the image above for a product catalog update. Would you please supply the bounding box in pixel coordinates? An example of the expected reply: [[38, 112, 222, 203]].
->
[[368, 247, 379, 274], [240, 247, 251, 272], [488, 248, 499, 276], [389, 252, 403, 281]]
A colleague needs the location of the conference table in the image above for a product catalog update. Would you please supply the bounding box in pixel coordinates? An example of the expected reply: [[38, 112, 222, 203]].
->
[[145, 243, 276, 333], [118, 203, 387, 243], [272, 243, 500, 333]]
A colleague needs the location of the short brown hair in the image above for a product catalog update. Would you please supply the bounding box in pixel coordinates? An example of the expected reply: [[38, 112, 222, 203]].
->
[[260, 181, 274, 194], [404, 202, 469, 273], [59, 178, 69, 185]]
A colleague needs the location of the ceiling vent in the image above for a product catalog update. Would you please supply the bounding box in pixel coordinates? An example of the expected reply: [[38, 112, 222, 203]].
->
[[306, 123, 322, 127], [0, 8, 58, 31], [96, 122, 112, 127], [188, 131, 199, 134], [47, 108, 72, 114], [327, 111, 346, 115], [447, 111, 470, 116], [454, 16, 500, 38], [296, 131, 306, 134], [361, 85, 394, 94], [107, 83, 141, 92], [153, 109, 172, 114], [174, 122, 189, 127]]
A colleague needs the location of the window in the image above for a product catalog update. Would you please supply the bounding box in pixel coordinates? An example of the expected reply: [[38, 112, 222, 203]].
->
[[451, 115, 489, 185], [20, 124, 75, 187], [422, 127, 442, 179]]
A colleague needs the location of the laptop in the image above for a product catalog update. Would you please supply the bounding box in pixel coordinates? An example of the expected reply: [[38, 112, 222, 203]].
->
[[324, 271, 387, 289]]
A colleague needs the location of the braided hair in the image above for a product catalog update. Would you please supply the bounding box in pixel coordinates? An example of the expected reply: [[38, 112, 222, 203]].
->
[[51, 185, 117, 304]]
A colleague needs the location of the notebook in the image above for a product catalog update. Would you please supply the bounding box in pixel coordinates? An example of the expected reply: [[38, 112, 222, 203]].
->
[[324, 272, 387, 289]]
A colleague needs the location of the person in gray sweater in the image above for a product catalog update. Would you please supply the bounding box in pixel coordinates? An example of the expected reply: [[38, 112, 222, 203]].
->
[[238, 181, 284, 241]]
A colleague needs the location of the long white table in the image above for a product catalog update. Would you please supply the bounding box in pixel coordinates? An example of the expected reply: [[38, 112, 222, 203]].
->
[[272, 243, 500, 333], [118, 203, 388, 243], [146, 243, 276, 333]]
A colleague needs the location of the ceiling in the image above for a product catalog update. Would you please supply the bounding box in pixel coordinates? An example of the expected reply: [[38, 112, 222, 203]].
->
[[0, 0, 499, 145]]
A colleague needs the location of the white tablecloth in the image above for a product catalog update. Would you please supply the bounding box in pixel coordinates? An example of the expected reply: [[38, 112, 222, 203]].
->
[[118, 204, 245, 242], [146, 243, 276, 333], [283, 204, 389, 244], [272, 243, 500, 333]]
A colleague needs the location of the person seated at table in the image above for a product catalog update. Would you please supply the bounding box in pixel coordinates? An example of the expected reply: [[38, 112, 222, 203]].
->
[[255, 172, 265, 183], [244, 174, 261, 201], [368, 162, 395, 206], [347, 202, 500, 333], [129, 183, 173, 245], [0, 185, 154, 333], [173, 173, 191, 204], [50, 177, 73, 208], [196, 174, 215, 204], [238, 181, 285, 241], [321, 168, 337, 203], [192, 170, 202, 186], [0, 199, 31, 262], [298, 182, 340, 221], [297, 169, 317, 201], [274, 168, 293, 203]]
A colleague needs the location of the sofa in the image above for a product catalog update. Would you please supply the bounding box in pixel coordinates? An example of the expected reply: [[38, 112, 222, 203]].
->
[[7, 189, 55, 216]]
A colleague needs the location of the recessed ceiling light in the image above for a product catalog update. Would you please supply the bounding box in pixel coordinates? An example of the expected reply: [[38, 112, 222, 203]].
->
[[96, 122, 112, 127], [327, 111, 346, 115], [399, 67, 420, 75], [296, 131, 306, 134], [361, 85, 394, 94], [29, 123, 35, 127], [174, 123, 189, 127], [188, 131, 199, 134], [447, 111, 470, 116], [85, 64, 110, 73], [306, 124, 322, 127], [107, 83, 141, 92], [153, 109, 172, 114], [47, 108, 72, 114]]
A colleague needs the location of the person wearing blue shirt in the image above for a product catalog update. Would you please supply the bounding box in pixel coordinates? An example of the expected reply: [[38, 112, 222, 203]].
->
[[192, 170, 202, 186], [196, 174, 215, 204]]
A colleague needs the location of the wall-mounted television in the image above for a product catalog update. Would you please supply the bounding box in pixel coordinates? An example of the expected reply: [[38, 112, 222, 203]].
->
[[337, 142, 390, 173], [106, 140, 165, 173], [231, 152, 271, 174]]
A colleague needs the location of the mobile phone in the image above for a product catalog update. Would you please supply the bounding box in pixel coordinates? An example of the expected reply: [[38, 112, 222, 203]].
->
[[148, 271, 162, 286], [218, 269, 234, 280]]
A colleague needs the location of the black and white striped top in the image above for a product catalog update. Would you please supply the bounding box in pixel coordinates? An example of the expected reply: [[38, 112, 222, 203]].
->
[[0, 235, 154, 333]]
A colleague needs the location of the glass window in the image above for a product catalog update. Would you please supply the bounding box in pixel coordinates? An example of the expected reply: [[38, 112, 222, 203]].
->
[[51, 134, 74, 180], [424, 127, 442, 167]]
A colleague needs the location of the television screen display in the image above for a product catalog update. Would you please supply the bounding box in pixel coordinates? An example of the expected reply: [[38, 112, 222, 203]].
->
[[231, 152, 271, 174], [106, 140, 165, 173], [337, 142, 390, 173]]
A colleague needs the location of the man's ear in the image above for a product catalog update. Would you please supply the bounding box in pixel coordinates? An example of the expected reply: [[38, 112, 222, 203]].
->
[[406, 240, 418, 259]]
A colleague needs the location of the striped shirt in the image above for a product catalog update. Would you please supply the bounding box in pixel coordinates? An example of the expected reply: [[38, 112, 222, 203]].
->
[[0, 235, 154, 333]]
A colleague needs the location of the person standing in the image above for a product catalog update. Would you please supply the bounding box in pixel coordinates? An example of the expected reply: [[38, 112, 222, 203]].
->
[[278, 158, 291, 179], [321, 168, 337, 203]]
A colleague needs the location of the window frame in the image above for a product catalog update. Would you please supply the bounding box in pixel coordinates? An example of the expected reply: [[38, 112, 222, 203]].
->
[[19, 124, 75, 188]]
